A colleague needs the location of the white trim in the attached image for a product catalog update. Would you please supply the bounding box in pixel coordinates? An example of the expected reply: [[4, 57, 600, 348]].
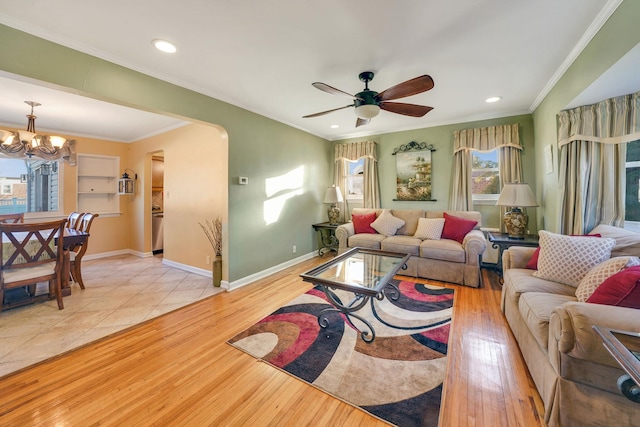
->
[[530, 0, 623, 111], [162, 258, 211, 277], [225, 251, 316, 292]]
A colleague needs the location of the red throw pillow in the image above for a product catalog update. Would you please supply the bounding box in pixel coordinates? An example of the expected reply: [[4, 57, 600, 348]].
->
[[352, 212, 377, 234], [587, 265, 640, 309], [526, 233, 601, 270], [441, 213, 477, 244]]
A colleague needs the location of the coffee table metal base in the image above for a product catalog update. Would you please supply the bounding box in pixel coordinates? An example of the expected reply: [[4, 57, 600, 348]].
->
[[317, 282, 400, 343]]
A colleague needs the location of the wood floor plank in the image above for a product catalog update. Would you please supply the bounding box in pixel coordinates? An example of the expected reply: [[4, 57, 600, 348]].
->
[[0, 257, 544, 426]]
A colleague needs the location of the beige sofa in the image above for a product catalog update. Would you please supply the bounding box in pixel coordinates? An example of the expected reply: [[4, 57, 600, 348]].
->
[[335, 208, 486, 287], [501, 226, 640, 426]]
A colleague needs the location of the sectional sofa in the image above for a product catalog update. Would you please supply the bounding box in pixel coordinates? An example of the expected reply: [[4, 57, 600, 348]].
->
[[335, 208, 487, 287]]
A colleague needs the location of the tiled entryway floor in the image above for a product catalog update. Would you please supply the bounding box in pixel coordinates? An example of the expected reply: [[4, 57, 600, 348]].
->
[[0, 254, 224, 378]]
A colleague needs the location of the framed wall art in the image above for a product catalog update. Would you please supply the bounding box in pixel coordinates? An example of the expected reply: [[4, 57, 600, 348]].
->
[[392, 141, 436, 201]]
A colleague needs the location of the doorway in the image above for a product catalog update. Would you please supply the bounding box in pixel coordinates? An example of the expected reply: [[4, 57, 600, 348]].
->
[[151, 152, 164, 255]]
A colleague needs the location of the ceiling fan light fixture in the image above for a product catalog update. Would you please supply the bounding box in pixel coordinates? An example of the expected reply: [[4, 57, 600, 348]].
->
[[354, 104, 380, 119]]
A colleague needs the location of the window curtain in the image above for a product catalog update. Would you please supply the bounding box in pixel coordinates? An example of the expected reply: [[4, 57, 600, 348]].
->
[[557, 91, 640, 234], [334, 141, 380, 221], [450, 124, 523, 220], [0, 133, 77, 165]]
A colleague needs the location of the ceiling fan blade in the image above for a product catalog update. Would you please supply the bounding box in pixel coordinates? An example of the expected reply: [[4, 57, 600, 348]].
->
[[380, 102, 433, 117], [302, 104, 353, 118], [356, 117, 370, 127], [312, 82, 363, 100], [377, 75, 434, 101]]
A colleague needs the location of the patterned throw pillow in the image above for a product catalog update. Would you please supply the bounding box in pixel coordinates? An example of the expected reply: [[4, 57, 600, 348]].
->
[[575, 256, 640, 302], [414, 218, 445, 240], [533, 230, 616, 287], [371, 210, 405, 237]]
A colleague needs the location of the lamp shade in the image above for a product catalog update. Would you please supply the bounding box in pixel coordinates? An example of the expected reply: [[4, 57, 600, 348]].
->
[[496, 183, 538, 207], [323, 185, 344, 204]]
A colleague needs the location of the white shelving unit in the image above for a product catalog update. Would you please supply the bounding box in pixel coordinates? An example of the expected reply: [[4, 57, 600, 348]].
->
[[77, 154, 120, 215]]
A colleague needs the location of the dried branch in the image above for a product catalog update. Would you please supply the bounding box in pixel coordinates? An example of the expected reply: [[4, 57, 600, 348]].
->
[[199, 216, 222, 257]]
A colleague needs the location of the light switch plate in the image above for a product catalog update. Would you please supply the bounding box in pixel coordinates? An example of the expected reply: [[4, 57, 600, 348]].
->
[[239, 176, 249, 185]]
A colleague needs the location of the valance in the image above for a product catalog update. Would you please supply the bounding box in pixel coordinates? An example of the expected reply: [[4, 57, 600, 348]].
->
[[335, 141, 377, 161], [453, 124, 521, 153], [558, 91, 640, 147]]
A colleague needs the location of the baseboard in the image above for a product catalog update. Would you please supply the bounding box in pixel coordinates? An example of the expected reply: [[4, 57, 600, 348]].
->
[[83, 249, 316, 292], [225, 251, 316, 292]]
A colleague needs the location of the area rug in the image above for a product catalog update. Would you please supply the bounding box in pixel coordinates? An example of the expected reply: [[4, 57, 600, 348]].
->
[[227, 279, 454, 427]]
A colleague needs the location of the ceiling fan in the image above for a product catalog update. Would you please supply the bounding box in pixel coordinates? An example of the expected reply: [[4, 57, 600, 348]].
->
[[303, 71, 434, 127]]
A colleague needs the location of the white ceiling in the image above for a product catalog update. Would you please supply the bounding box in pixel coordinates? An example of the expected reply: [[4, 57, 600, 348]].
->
[[0, 0, 633, 142]]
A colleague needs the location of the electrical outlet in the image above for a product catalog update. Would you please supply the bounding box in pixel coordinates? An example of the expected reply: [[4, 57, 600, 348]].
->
[[292, 245, 296, 253], [206, 255, 211, 264]]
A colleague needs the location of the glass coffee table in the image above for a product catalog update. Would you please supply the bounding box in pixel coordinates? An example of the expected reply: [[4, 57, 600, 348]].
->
[[300, 247, 410, 343]]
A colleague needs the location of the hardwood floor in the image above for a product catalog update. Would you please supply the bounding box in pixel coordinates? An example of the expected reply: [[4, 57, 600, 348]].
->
[[0, 257, 544, 426]]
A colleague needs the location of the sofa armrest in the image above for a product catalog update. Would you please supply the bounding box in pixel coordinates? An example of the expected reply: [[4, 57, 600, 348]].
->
[[462, 229, 487, 266], [549, 302, 640, 369], [335, 222, 354, 250], [502, 246, 537, 270]]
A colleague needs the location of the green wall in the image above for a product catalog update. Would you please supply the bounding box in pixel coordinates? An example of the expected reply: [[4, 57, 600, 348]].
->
[[533, 0, 640, 232], [0, 24, 333, 282], [336, 114, 535, 231]]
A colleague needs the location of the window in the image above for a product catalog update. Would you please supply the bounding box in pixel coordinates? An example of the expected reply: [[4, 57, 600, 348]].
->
[[0, 157, 62, 217], [471, 150, 500, 205], [625, 140, 640, 231], [345, 158, 364, 201]]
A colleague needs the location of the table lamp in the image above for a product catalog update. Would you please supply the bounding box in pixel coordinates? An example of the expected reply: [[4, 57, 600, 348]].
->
[[324, 185, 344, 225], [496, 183, 538, 239]]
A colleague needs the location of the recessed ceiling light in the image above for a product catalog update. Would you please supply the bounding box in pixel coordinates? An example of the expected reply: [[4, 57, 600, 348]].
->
[[486, 96, 502, 103], [330, 124, 339, 129], [152, 39, 177, 53]]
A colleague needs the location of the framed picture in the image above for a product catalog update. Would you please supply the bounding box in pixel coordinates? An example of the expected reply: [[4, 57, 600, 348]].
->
[[544, 145, 554, 174], [393, 141, 436, 201]]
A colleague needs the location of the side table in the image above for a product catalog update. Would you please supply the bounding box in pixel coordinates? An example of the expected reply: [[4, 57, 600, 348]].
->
[[487, 231, 539, 276], [312, 222, 345, 257]]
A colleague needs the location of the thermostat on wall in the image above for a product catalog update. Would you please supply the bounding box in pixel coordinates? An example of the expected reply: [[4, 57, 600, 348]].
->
[[239, 177, 249, 185]]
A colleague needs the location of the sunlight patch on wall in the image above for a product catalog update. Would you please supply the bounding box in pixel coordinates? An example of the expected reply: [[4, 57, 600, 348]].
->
[[264, 166, 304, 225]]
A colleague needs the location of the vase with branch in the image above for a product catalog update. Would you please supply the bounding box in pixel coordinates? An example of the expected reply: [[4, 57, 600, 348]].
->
[[199, 217, 223, 287]]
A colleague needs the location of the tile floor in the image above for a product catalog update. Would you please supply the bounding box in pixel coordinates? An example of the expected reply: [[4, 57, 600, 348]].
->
[[0, 254, 224, 378]]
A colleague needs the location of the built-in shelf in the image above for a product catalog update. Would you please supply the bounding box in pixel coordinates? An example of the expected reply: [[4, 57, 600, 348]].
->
[[77, 154, 120, 214]]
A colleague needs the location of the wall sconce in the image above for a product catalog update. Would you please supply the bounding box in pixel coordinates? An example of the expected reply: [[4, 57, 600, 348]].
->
[[118, 168, 137, 195]]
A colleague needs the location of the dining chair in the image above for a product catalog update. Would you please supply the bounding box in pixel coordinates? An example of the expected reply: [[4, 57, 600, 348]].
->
[[0, 213, 25, 224], [0, 218, 67, 312], [69, 212, 99, 289], [67, 211, 84, 230]]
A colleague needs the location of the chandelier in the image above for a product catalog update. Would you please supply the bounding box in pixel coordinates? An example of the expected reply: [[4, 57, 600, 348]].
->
[[0, 101, 70, 158]]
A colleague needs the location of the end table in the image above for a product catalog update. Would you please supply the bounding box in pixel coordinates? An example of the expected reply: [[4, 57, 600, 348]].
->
[[312, 222, 345, 257], [487, 231, 539, 276]]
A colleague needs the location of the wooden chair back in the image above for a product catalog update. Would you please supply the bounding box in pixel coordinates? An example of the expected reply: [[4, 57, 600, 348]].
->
[[69, 213, 98, 290], [0, 213, 25, 224], [0, 218, 67, 311], [67, 212, 84, 230]]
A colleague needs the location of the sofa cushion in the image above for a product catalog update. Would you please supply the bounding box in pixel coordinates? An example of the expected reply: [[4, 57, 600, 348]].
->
[[589, 224, 640, 258], [419, 239, 465, 263], [414, 217, 445, 240], [348, 233, 385, 249], [519, 292, 576, 350], [352, 212, 377, 234], [381, 235, 421, 256], [441, 213, 478, 244], [575, 256, 640, 302], [587, 265, 640, 308], [391, 209, 424, 236], [533, 231, 616, 287], [503, 268, 576, 307], [371, 210, 405, 236]]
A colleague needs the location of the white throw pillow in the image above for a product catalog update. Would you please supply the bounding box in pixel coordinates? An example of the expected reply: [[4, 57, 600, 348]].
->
[[371, 210, 405, 237], [575, 256, 640, 302], [533, 230, 616, 287], [413, 218, 445, 240]]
